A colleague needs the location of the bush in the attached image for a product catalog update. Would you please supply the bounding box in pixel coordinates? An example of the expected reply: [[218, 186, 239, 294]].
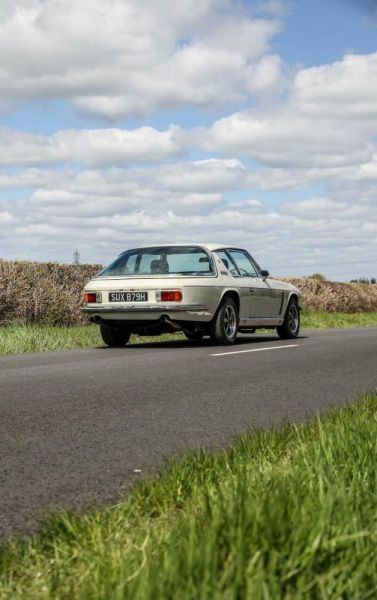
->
[[0, 260, 100, 326], [285, 277, 377, 313]]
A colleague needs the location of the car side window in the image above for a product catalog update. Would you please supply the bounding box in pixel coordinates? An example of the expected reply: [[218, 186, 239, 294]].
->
[[227, 250, 259, 277], [214, 250, 240, 277]]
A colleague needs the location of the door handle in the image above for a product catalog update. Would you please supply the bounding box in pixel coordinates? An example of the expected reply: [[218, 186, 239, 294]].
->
[[249, 288, 255, 293]]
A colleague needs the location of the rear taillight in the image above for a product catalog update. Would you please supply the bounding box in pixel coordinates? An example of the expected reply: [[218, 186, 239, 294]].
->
[[83, 292, 101, 303], [158, 290, 183, 302]]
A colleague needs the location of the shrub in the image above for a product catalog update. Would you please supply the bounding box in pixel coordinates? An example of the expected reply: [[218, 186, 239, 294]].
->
[[307, 272, 327, 281], [0, 260, 100, 326], [284, 277, 377, 313]]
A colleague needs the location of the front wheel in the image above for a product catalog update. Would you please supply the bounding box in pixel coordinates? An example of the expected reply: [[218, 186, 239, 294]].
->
[[100, 324, 131, 347], [210, 297, 238, 344], [276, 299, 300, 339]]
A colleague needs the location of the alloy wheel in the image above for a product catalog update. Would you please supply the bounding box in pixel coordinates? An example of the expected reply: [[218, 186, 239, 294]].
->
[[223, 304, 237, 339], [288, 303, 299, 334]]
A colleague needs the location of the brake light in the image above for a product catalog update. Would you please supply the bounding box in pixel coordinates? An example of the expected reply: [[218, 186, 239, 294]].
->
[[159, 290, 183, 302], [83, 292, 101, 303]]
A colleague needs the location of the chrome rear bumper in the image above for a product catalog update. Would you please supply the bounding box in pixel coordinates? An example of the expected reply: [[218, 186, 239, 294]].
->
[[81, 303, 209, 314]]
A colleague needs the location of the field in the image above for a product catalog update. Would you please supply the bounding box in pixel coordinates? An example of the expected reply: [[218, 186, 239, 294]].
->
[[1, 310, 377, 356], [1, 393, 376, 599]]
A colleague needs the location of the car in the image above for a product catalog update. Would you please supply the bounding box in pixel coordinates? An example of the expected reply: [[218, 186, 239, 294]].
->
[[81, 244, 301, 346]]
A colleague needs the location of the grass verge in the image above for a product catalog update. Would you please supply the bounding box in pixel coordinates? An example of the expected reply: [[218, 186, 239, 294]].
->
[[301, 309, 377, 329], [1, 393, 377, 598], [0, 310, 377, 356], [0, 323, 181, 356]]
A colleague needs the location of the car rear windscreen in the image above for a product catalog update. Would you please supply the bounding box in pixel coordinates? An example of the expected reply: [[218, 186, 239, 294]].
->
[[97, 246, 214, 277]]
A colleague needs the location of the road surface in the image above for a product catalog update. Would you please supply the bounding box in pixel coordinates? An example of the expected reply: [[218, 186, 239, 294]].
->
[[1, 327, 377, 539]]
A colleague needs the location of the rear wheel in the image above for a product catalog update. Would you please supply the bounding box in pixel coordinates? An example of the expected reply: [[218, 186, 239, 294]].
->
[[276, 298, 300, 339], [210, 297, 238, 344], [100, 324, 130, 347]]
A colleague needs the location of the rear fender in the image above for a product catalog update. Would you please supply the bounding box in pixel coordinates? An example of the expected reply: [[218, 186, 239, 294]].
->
[[218, 289, 240, 314]]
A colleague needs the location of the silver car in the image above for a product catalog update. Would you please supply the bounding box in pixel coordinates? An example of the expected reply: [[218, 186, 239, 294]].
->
[[82, 244, 301, 346]]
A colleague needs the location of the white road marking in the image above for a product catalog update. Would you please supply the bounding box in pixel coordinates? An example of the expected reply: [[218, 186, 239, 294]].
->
[[210, 344, 301, 357]]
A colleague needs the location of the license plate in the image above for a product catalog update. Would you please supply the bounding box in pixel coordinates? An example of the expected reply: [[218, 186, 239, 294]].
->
[[109, 291, 148, 302]]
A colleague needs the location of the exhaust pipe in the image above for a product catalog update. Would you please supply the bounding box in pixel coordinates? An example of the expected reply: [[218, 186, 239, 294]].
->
[[160, 315, 182, 331], [90, 316, 101, 324], [161, 315, 204, 337]]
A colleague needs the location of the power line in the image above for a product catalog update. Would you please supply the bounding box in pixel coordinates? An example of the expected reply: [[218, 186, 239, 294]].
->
[[73, 250, 80, 265]]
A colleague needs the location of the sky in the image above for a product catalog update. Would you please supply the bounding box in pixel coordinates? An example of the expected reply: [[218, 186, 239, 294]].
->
[[0, 0, 376, 280]]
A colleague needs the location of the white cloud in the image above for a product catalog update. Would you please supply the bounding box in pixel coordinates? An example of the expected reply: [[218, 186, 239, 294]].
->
[[282, 196, 375, 220], [207, 52, 377, 169], [293, 53, 377, 120], [209, 110, 374, 168], [4, 191, 375, 280], [0, 126, 184, 166], [0, 0, 282, 119], [1, 156, 376, 281], [0, 211, 15, 225]]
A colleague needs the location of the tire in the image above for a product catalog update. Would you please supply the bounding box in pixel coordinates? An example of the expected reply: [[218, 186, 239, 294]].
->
[[210, 297, 238, 344], [100, 324, 131, 347], [184, 330, 204, 341], [276, 298, 300, 339]]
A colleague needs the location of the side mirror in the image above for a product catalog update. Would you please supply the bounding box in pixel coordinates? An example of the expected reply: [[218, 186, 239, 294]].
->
[[260, 269, 270, 278]]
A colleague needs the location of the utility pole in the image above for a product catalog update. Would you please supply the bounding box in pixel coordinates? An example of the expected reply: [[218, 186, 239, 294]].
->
[[73, 250, 80, 265]]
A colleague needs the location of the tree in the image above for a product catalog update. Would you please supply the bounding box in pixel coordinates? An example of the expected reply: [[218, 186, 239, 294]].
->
[[308, 273, 327, 281]]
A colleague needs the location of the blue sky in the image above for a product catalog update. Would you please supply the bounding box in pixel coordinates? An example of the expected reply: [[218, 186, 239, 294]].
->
[[276, 0, 377, 65], [0, 0, 376, 280]]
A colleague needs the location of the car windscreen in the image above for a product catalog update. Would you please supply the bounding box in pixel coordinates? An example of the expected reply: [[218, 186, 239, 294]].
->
[[97, 246, 214, 277]]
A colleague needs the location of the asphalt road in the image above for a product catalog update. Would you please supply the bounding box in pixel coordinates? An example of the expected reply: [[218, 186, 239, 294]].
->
[[1, 327, 377, 539]]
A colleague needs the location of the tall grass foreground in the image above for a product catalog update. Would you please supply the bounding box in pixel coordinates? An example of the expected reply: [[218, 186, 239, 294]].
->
[[0, 394, 377, 599]]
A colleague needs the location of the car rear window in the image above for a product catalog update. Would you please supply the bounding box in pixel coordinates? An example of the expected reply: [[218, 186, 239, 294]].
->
[[97, 246, 214, 277]]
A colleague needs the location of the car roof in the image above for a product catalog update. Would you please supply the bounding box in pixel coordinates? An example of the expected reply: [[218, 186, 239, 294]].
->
[[121, 243, 244, 252]]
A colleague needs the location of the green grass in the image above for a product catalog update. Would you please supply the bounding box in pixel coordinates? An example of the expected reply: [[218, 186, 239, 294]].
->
[[1, 393, 377, 599], [0, 322, 101, 355], [0, 323, 182, 356], [301, 309, 377, 329], [1, 310, 377, 356]]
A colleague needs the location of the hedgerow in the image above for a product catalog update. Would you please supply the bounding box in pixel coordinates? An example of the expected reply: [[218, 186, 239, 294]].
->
[[1, 260, 377, 326]]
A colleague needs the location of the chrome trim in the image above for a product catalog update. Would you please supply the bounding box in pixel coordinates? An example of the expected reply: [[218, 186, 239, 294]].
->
[[214, 247, 263, 278], [239, 317, 284, 326], [81, 303, 209, 314], [96, 245, 219, 279], [94, 273, 219, 280]]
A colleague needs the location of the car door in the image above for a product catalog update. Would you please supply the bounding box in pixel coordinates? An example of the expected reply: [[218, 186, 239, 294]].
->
[[226, 249, 281, 318], [245, 251, 283, 318], [214, 249, 250, 320]]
